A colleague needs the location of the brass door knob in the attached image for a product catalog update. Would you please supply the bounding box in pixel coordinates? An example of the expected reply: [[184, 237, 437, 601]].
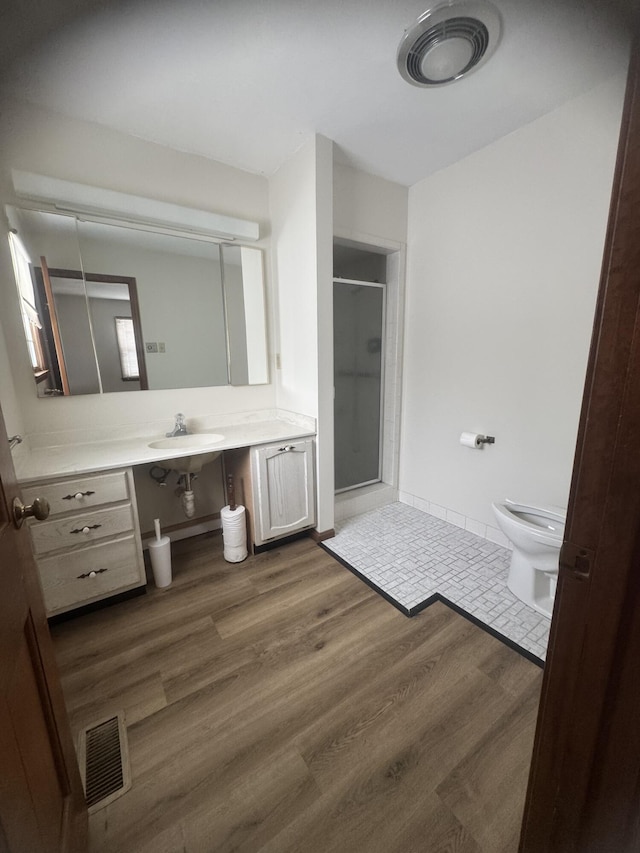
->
[[13, 496, 50, 529]]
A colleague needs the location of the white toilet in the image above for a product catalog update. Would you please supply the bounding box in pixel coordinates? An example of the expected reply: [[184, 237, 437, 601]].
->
[[491, 499, 566, 619]]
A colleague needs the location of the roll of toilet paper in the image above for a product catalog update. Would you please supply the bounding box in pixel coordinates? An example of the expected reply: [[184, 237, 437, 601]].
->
[[221, 505, 246, 546], [224, 544, 249, 563], [460, 432, 483, 449], [221, 505, 248, 562]]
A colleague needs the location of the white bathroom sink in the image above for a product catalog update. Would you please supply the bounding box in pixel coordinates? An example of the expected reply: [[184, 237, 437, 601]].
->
[[148, 433, 225, 473], [148, 433, 225, 451]]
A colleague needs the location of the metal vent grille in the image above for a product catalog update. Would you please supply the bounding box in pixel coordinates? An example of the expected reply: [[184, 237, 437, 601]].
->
[[78, 712, 131, 811], [405, 17, 489, 85], [397, 1, 501, 88]]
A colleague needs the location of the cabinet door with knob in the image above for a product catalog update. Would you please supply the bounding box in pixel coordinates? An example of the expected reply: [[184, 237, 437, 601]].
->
[[252, 438, 316, 545], [21, 468, 145, 616]]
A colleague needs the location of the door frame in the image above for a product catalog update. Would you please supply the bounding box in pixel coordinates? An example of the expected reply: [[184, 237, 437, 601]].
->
[[333, 276, 387, 493], [36, 266, 149, 393], [520, 39, 640, 852], [332, 235, 407, 522]]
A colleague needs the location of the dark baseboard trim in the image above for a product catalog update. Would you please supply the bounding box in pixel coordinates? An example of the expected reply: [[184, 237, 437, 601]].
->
[[434, 595, 544, 668], [253, 530, 310, 554], [319, 541, 416, 616], [319, 542, 544, 669], [47, 585, 147, 625], [308, 528, 335, 543]]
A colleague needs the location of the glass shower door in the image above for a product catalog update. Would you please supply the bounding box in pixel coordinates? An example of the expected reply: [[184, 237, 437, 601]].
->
[[334, 279, 385, 492]]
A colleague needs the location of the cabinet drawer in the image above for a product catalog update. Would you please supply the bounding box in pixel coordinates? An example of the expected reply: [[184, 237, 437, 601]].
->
[[30, 504, 135, 556], [22, 471, 129, 517], [38, 536, 145, 615]]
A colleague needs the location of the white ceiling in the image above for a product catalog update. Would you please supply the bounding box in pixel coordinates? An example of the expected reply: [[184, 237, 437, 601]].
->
[[1, 0, 631, 187]]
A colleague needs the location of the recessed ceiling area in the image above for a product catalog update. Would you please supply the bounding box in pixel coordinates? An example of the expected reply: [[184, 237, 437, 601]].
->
[[1, 0, 631, 187]]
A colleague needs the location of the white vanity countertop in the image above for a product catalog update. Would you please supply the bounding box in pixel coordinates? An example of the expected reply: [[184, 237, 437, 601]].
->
[[14, 415, 316, 484]]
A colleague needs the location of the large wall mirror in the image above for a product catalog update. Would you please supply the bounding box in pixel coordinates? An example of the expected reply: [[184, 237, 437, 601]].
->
[[6, 206, 269, 397]]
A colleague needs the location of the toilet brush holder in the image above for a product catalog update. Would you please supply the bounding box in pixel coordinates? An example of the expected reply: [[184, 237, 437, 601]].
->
[[149, 536, 172, 587], [149, 518, 172, 588]]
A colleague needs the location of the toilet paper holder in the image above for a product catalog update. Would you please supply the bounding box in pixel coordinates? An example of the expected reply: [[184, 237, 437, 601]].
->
[[460, 432, 496, 449]]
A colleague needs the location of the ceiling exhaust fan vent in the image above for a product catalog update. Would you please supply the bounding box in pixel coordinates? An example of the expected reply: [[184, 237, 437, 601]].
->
[[397, 2, 501, 87]]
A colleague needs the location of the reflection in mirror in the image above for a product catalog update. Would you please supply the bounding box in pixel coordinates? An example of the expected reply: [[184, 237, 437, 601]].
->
[[7, 207, 84, 397], [76, 218, 229, 391], [222, 245, 269, 386], [6, 206, 269, 396], [39, 268, 147, 395]]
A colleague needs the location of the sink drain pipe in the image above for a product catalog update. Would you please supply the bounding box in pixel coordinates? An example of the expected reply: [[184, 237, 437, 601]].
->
[[182, 472, 195, 518], [149, 466, 196, 518]]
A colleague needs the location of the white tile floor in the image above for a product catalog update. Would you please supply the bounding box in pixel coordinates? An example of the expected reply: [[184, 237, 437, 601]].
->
[[323, 502, 550, 662]]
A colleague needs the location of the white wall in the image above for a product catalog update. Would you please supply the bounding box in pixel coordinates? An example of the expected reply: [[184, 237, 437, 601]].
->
[[333, 164, 408, 245], [269, 138, 322, 418], [55, 292, 102, 394], [269, 134, 334, 532], [400, 75, 626, 535], [0, 98, 274, 441]]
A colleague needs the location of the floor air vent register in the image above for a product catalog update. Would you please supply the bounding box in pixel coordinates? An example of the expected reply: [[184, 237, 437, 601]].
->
[[77, 711, 132, 812]]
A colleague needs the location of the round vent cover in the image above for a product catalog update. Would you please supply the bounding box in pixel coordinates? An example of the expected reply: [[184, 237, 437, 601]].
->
[[397, 1, 501, 87]]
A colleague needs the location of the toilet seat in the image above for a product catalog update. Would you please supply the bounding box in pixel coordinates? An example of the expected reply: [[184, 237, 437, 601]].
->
[[492, 501, 566, 548], [505, 498, 565, 526], [492, 501, 565, 549]]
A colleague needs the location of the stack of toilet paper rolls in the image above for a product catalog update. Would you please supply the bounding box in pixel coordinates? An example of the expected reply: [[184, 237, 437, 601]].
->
[[221, 504, 248, 562]]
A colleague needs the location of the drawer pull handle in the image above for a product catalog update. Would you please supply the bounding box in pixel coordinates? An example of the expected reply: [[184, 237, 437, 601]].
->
[[278, 445, 296, 452], [77, 568, 108, 579], [71, 524, 102, 535], [62, 490, 96, 501]]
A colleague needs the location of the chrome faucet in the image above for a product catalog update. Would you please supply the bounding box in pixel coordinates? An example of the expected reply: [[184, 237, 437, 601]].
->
[[166, 413, 189, 437]]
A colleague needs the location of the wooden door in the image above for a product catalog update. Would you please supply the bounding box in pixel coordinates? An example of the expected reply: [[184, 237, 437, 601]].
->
[[0, 405, 87, 851], [519, 43, 640, 852]]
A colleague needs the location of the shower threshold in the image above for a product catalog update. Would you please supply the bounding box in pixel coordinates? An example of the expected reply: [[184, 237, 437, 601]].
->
[[335, 477, 381, 495]]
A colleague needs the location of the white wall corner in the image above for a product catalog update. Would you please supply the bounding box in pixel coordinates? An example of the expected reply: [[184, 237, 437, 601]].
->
[[399, 76, 626, 528], [315, 134, 335, 535], [268, 133, 334, 534]]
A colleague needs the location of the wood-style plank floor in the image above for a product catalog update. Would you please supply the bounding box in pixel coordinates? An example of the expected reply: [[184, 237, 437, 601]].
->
[[51, 532, 543, 853]]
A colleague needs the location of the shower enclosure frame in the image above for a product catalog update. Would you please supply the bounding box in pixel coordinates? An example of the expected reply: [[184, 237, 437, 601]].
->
[[333, 276, 387, 495]]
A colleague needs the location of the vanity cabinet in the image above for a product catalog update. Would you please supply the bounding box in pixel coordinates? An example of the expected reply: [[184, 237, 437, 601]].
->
[[225, 438, 316, 549], [21, 468, 146, 616]]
